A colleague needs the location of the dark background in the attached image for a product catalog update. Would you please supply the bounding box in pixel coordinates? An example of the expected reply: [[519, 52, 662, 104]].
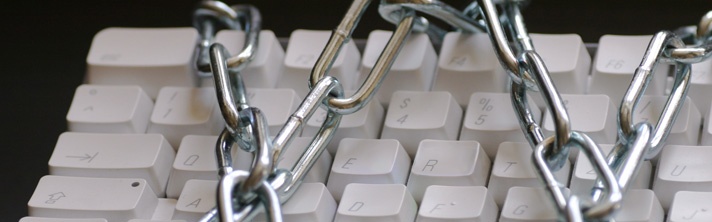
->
[[2, 0, 710, 220]]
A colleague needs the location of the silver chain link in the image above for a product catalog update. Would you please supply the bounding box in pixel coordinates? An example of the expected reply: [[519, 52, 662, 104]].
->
[[191, 0, 712, 221], [471, 0, 712, 221]]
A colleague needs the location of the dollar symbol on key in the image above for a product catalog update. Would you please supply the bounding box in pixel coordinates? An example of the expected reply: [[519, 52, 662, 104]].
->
[[400, 98, 410, 109]]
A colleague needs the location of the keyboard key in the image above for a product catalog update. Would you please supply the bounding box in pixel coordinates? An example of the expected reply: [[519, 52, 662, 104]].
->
[[500, 187, 568, 222], [667, 191, 712, 222], [570, 144, 652, 197], [459, 92, 541, 158], [543, 94, 617, 155], [255, 183, 337, 222], [634, 96, 700, 146], [327, 138, 411, 201], [303, 92, 385, 155], [211, 30, 285, 88], [614, 189, 664, 222], [530, 33, 591, 94], [48, 132, 174, 197], [699, 103, 712, 146], [165, 135, 252, 198], [173, 180, 216, 221], [67, 85, 153, 133], [277, 137, 332, 183], [488, 142, 571, 206], [653, 145, 712, 210], [280, 29, 360, 97], [361, 31, 437, 106], [282, 183, 337, 222], [28, 176, 158, 222], [417, 186, 498, 222], [246, 88, 301, 134], [407, 140, 491, 203], [381, 91, 463, 157], [589, 35, 668, 102], [147, 198, 178, 221], [335, 183, 417, 222], [20, 218, 108, 222], [86, 28, 199, 98], [147, 87, 223, 147], [687, 58, 712, 116], [434, 32, 507, 106]]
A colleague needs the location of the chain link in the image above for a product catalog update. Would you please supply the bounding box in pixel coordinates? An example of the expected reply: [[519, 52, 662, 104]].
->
[[471, 0, 712, 221], [191, 0, 712, 221]]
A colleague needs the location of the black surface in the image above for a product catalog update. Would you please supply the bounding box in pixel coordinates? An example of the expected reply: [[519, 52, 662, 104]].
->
[[3, 0, 710, 220]]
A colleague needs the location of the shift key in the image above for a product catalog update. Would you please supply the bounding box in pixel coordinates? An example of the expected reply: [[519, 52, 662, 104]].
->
[[28, 175, 158, 222]]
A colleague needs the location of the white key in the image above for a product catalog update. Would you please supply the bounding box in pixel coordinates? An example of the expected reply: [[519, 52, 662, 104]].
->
[[488, 142, 571, 206], [434, 32, 507, 106], [327, 138, 411, 201], [417, 186, 498, 222], [653, 145, 712, 210], [173, 180, 216, 221], [20, 218, 107, 222], [277, 137, 332, 183], [86, 28, 198, 98], [614, 189, 664, 222], [67, 85, 153, 133], [530, 33, 591, 94], [282, 183, 337, 222], [28, 176, 157, 222], [381, 91, 462, 157], [361, 31, 437, 106], [246, 88, 301, 134], [699, 102, 712, 145], [148, 198, 178, 221], [634, 96, 701, 145], [687, 58, 712, 116], [255, 183, 337, 222], [166, 135, 252, 198], [303, 92, 385, 155], [48, 132, 174, 197], [543, 94, 617, 152], [500, 187, 568, 222], [589, 35, 668, 102], [570, 144, 652, 197], [407, 140, 491, 203], [147, 87, 223, 147], [335, 184, 417, 222], [459, 92, 541, 158], [280, 29, 360, 96], [211, 30, 285, 88], [668, 191, 712, 222]]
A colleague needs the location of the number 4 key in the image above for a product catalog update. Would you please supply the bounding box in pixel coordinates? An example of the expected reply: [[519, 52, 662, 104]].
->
[[381, 91, 463, 157]]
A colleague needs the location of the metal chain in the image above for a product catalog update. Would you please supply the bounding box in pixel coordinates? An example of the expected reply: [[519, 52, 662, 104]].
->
[[191, 0, 712, 221], [469, 0, 712, 221], [191, 0, 504, 221]]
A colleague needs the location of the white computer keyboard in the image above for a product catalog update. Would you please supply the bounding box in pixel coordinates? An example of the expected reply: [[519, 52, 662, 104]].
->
[[20, 22, 712, 222]]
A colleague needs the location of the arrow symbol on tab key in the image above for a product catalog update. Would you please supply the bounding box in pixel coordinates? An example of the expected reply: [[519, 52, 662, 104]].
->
[[66, 152, 98, 163]]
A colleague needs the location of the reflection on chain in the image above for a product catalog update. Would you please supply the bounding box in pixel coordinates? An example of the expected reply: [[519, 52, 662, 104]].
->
[[470, 0, 712, 220], [192, 0, 712, 221]]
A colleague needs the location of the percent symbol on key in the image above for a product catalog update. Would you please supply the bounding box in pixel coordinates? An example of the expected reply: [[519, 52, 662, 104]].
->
[[480, 98, 493, 111]]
